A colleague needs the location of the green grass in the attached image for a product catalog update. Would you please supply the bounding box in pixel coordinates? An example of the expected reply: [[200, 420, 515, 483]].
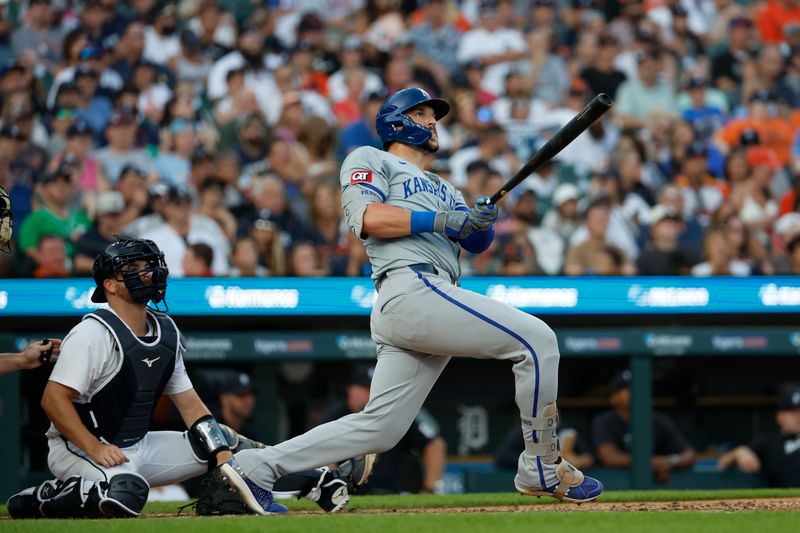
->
[[2, 490, 800, 532], [0, 512, 798, 533]]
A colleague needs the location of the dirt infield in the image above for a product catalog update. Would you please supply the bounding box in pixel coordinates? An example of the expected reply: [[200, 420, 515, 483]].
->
[[139, 497, 800, 517]]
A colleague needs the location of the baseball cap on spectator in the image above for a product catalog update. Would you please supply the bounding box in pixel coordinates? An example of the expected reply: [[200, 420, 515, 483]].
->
[[95, 191, 125, 217], [191, 146, 215, 164], [298, 12, 324, 32], [74, 64, 98, 79], [685, 140, 707, 158], [165, 185, 193, 204], [777, 383, 800, 410], [729, 15, 753, 29], [610, 370, 631, 394], [291, 40, 314, 54], [749, 89, 775, 104], [746, 146, 781, 171], [649, 204, 680, 226], [553, 183, 581, 207], [180, 30, 202, 52], [199, 177, 226, 192], [670, 4, 688, 17], [219, 370, 254, 395], [120, 163, 147, 179], [342, 35, 362, 51], [479, 0, 498, 14], [107, 107, 136, 126], [0, 124, 24, 141], [533, 0, 554, 6], [40, 165, 73, 184], [739, 128, 760, 146], [567, 78, 589, 97], [636, 47, 661, 63], [784, 22, 800, 39], [363, 89, 387, 104], [67, 120, 92, 138], [686, 75, 707, 89], [349, 365, 375, 388], [573, 0, 593, 8], [78, 46, 101, 61], [170, 118, 195, 135]]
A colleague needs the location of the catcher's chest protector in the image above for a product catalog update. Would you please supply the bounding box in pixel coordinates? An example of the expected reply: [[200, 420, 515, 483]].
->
[[73, 309, 178, 447]]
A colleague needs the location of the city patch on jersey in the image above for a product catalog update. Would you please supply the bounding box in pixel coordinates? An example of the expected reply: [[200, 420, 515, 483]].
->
[[350, 170, 373, 184]]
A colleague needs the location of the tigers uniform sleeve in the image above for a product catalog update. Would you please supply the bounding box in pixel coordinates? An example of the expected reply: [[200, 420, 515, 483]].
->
[[340, 146, 390, 240]]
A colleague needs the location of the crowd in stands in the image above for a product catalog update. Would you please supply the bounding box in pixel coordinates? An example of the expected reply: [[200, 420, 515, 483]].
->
[[2, 0, 800, 279]]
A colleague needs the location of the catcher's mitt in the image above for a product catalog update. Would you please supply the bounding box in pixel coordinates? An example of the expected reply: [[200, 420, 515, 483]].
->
[[193, 469, 251, 516]]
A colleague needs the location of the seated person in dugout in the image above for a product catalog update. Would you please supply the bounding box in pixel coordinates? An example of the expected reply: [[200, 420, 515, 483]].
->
[[592, 371, 696, 483], [718, 383, 800, 487]]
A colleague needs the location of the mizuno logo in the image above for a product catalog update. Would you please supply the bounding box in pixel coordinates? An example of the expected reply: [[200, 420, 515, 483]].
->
[[141, 357, 160, 368]]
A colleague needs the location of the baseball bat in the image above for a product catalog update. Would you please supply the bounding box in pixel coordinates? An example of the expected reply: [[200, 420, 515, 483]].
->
[[486, 93, 613, 205]]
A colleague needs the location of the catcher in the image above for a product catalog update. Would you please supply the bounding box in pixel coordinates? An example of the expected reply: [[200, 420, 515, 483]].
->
[[7, 238, 371, 518]]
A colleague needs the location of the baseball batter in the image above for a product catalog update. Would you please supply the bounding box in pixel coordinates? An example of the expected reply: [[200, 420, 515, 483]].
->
[[223, 88, 602, 512]]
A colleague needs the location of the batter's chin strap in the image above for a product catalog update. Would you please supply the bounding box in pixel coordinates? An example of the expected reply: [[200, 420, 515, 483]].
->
[[189, 415, 231, 468]]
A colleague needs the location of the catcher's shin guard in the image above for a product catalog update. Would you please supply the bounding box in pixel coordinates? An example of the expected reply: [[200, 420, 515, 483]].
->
[[98, 474, 149, 518]]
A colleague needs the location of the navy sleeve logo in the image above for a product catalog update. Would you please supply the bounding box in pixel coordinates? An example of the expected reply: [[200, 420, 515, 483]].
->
[[351, 170, 373, 184]]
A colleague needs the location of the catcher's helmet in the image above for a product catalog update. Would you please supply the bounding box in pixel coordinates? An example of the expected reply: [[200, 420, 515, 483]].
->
[[375, 88, 450, 149], [0, 185, 11, 253], [91, 238, 169, 308]]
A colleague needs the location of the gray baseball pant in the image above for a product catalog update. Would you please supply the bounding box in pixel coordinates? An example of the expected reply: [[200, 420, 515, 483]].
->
[[235, 267, 561, 489]]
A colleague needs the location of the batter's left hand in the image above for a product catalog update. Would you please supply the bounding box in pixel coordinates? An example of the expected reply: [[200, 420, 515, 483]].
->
[[469, 196, 498, 231]]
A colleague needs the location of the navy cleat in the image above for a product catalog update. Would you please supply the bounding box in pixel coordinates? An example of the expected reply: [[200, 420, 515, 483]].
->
[[515, 459, 603, 503], [218, 460, 287, 515]]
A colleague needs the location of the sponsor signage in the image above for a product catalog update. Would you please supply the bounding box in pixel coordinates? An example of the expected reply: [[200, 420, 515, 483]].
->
[[0, 277, 798, 317]]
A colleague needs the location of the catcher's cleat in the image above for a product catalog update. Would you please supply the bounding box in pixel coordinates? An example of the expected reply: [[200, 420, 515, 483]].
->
[[218, 460, 288, 515], [515, 459, 603, 503], [334, 453, 376, 493], [309, 467, 350, 513]]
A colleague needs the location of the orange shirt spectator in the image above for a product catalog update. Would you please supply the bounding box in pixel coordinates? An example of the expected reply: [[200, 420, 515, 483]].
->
[[756, 0, 800, 43], [717, 93, 796, 165]]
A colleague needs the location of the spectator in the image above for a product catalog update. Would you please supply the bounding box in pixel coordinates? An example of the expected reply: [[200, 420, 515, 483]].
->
[[757, 0, 800, 44], [207, 24, 282, 125], [615, 48, 678, 131], [229, 237, 269, 277], [11, 0, 63, 69], [234, 112, 270, 170], [141, 185, 230, 277], [155, 119, 196, 185], [718, 383, 800, 487], [72, 190, 125, 274], [250, 218, 287, 276], [328, 36, 384, 104], [592, 244, 627, 276], [320, 365, 447, 494], [636, 205, 699, 275], [337, 91, 384, 160], [406, 0, 462, 79], [134, 60, 172, 127], [580, 33, 627, 100], [780, 233, 800, 274], [690, 228, 752, 276], [143, 4, 181, 67], [565, 198, 635, 276], [449, 123, 518, 189], [287, 241, 328, 277], [195, 177, 237, 242], [675, 141, 728, 227], [679, 76, 728, 142], [32, 235, 70, 278], [542, 183, 582, 243], [17, 167, 90, 265], [183, 242, 214, 277], [91, 107, 154, 184], [730, 147, 781, 245], [711, 16, 756, 98], [592, 370, 696, 484], [522, 27, 568, 107]]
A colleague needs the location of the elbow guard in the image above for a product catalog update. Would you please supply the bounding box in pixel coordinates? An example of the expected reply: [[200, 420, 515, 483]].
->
[[188, 415, 230, 465], [459, 227, 495, 254]]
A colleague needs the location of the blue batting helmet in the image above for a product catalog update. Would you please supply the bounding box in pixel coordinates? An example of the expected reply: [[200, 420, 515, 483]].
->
[[375, 88, 450, 149]]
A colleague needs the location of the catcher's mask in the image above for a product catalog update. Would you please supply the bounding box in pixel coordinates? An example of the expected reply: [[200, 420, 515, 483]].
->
[[0, 185, 11, 253], [91, 238, 169, 312]]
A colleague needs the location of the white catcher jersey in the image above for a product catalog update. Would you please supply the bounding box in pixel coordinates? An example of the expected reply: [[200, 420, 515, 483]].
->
[[340, 146, 467, 281]]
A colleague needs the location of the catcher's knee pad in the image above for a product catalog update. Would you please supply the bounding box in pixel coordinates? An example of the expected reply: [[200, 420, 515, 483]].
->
[[99, 473, 149, 518], [520, 403, 559, 463]]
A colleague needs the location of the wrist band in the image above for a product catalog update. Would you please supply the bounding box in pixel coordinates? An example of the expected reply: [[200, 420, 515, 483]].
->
[[410, 211, 436, 234]]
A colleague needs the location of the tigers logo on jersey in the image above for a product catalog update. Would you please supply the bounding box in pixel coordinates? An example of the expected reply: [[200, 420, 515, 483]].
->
[[351, 170, 372, 184]]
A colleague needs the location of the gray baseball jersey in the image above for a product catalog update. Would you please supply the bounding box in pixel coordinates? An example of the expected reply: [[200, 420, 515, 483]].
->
[[340, 146, 466, 280]]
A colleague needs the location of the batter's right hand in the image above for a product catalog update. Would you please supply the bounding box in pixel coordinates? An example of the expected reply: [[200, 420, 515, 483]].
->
[[434, 210, 476, 240], [89, 443, 130, 468]]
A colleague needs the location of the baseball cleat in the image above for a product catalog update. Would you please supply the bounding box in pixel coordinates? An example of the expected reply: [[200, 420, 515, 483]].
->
[[218, 460, 288, 515], [334, 453, 377, 493], [515, 459, 603, 503]]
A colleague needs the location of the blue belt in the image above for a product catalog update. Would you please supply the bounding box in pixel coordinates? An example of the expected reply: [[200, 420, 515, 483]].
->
[[374, 263, 456, 292]]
